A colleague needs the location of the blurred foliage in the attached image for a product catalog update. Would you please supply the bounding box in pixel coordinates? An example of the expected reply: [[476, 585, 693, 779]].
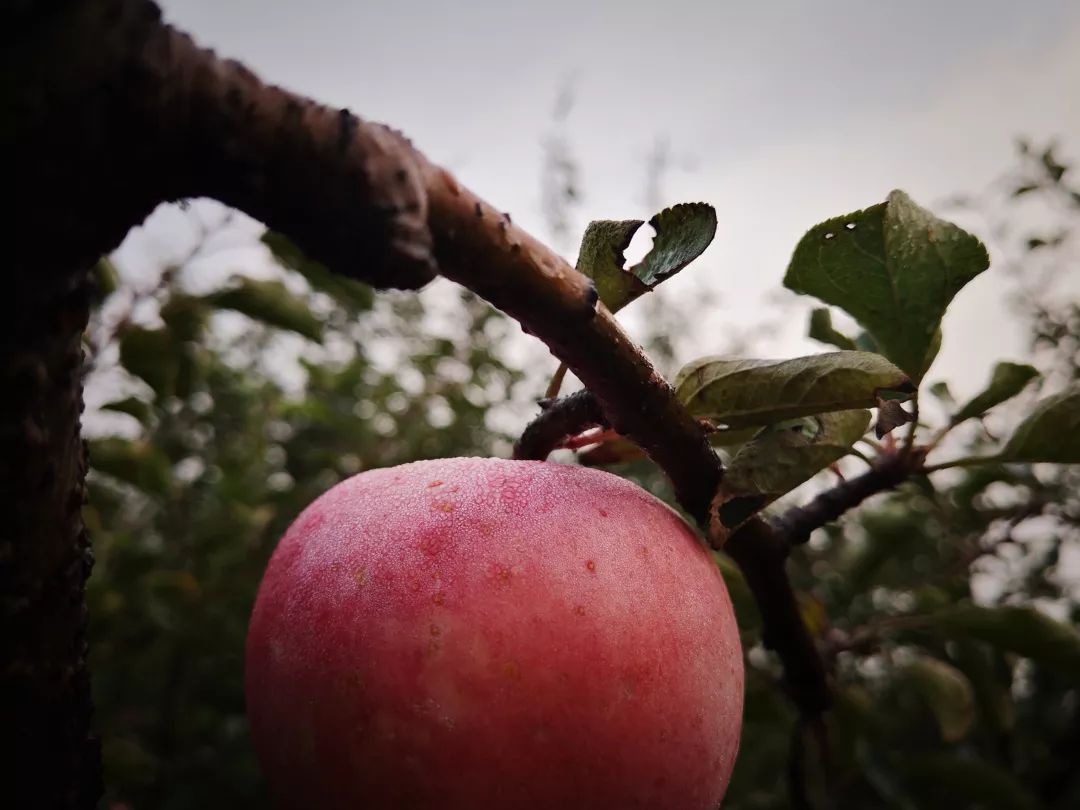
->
[[714, 142, 1080, 809], [83, 141, 1080, 810], [84, 218, 524, 809]]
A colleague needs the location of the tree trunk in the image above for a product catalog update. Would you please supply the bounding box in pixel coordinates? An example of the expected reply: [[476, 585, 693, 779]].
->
[[1, 274, 99, 809]]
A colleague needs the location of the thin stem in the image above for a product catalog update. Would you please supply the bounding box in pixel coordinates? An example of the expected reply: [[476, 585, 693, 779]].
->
[[545, 362, 569, 399], [922, 453, 1004, 474], [901, 393, 920, 455]]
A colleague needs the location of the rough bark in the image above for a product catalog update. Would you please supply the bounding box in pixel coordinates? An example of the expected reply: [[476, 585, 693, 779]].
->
[[0, 275, 99, 809]]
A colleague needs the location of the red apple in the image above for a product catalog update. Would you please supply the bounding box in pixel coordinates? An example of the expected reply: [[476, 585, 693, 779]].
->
[[245, 457, 743, 809]]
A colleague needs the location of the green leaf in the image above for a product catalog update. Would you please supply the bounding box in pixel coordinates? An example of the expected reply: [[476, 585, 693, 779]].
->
[[904, 754, 1037, 810], [952, 362, 1039, 424], [100, 396, 152, 424], [951, 641, 1015, 734], [633, 203, 717, 287], [902, 655, 975, 742], [160, 294, 208, 343], [262, 231, 374, 314], [724, 410, 869, 500], [784, 190, 989, 381], [712, 552, 761, 636], [808, 307, 856, 350], [927, 380, 954, 404], [91, 257, 120, 300], [206, 278, 324, 342], [931, 604, 1080, 678], [575, 219, 645, 311], [674, 351, 912, 428], [89, 438, 172, 494], [1000, 382, 1080, 463], [119, 327, 177, 398], [575, 202, 716, 313]]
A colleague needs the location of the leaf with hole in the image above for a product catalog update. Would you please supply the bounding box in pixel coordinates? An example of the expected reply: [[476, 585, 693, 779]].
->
[[784, 190, 989, 381], [575, 202, 716, 313], [951, 362, 1039, 424], [999, 382, 1080, 463], [674, 351, 912, 428]]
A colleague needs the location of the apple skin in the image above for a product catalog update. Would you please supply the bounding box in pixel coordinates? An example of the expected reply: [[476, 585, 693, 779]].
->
[[246, 457, 743, 809]]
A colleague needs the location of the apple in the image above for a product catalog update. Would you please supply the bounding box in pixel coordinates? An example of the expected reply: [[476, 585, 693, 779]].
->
[[245, 457, 743, 809]]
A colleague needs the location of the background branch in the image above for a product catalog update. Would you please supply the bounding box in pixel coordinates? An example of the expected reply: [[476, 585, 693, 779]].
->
[[772, 451, 920, 547]]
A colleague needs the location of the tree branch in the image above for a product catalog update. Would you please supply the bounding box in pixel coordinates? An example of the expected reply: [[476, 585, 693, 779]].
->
[[771, 450, 920, 547], [515, 391, 607, 461]]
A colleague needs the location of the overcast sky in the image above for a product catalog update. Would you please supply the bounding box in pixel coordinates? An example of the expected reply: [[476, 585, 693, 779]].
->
[[149, 0, 1080, 399]]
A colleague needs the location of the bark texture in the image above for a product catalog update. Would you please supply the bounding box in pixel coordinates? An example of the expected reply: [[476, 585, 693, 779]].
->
[[0, 275, 98, 809]]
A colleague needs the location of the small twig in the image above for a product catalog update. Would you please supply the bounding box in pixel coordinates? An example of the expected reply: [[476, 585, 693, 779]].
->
[[545, 362, 570, 399], [922, 453, 1002, 474], [558, 427, 620, 451], [514, 390, 606, 461], [772, 451, 918, 547], [900, 394, 920, 456]]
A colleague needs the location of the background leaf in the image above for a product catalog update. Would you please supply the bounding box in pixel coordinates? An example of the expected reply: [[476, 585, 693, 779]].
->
[[952, 361, 1040, 424], [206, 278, 324, 342], [1000, 383, 1080, 462], [713, 410, 869, 532], [904, 754, 1037, 810], [119, 326, 178, 398], [89, 438, 172, 495], [902, 656, 976, 743], [808, 307, 857, 350], [262, 231, 375, 314], [100, 397, 152, 424], [674, 351, 911, 428], [784, 190, 989, 380], [931, 604, 1080, 679]]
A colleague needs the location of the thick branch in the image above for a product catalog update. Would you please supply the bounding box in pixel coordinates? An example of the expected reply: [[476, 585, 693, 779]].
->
[[423, 171, 724, 520]]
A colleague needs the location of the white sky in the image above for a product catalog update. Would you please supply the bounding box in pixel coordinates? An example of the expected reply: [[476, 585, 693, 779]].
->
[[151, 0, 1080, 400]]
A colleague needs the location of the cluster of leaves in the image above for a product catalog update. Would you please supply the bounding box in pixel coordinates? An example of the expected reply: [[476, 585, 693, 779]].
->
[[568, 147, 1080, 807], [84, 218, 524, 810], [725, 153, 1080, 810]]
